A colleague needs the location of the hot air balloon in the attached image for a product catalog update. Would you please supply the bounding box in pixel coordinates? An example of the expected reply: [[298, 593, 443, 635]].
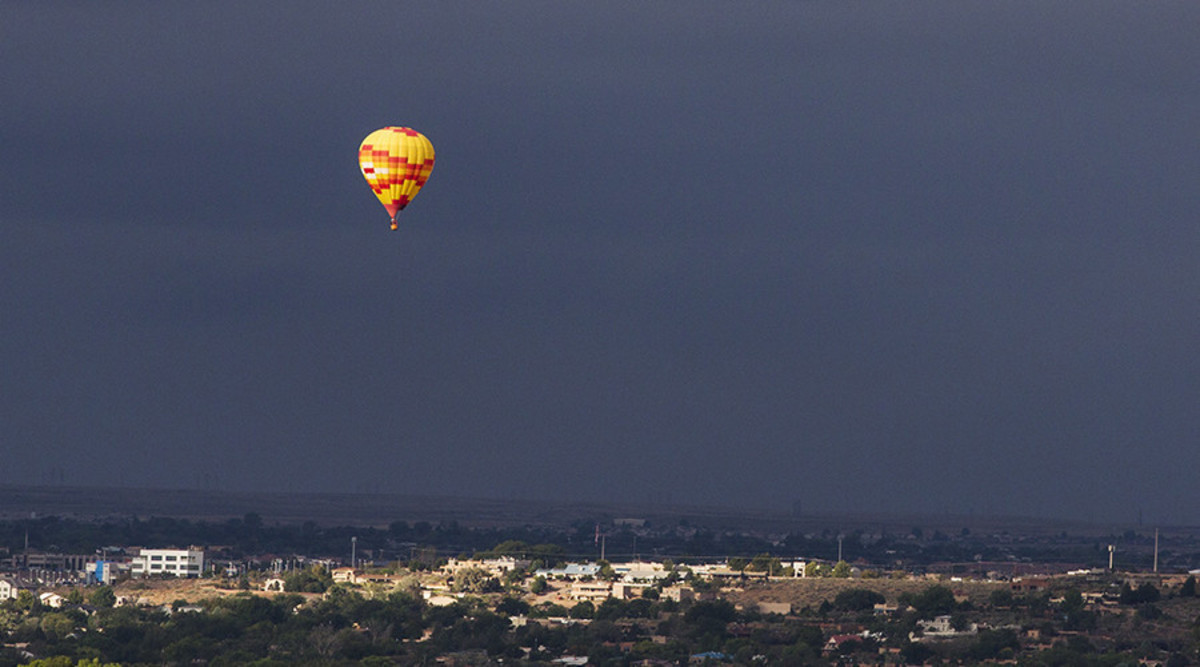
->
[[358, 127, 435, 230]]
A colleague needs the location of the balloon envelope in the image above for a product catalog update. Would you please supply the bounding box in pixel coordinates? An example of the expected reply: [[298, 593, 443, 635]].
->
[[358, 127, 435, 230]]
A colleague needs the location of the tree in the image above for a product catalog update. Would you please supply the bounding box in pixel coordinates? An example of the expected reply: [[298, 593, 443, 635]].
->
[[989, 588, 1014, 608], [285, 564, 333, 593], [1180, 576, 1197, 598], [831, 560, 852, 578], [15, 589, 38, 611], [899, 585, 957, 618], [805, 562, 831, 577], [968, 628, 1020, 661], [529, 543, 566, 561], [794, 624, 825, 650], [537, 602, 569, 618], [568, 601, 595, 619], [529, 576, 548, 595], [88, 586, 117, 608], [502, 568, 526, 588], [1120, 582, 1161, 605], [1059, 588, 1084, 614], [683, 600, 737, 644], [490, 539, 530, 555], [309, 622, 346, 659], [901, 641, 935, 665], [26, 660, 120, 667], [833, 588, 885, 612], [594, 598, 626, 621], [1118, 583, 1136, 604], [1166, 653, 1190, 667], [451, 567, 501, 594], [39, 612, 77, 642], [496, 597, 530, 617], [748, 554, 783, 575], [597, 561, 617, 581]]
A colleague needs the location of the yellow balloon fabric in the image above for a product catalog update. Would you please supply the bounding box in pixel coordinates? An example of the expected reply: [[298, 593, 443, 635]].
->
[[358, 127, 435, 230]]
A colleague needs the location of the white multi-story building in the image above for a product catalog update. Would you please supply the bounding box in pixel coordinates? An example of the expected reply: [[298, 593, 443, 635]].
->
[[130, 548, 205, 578]]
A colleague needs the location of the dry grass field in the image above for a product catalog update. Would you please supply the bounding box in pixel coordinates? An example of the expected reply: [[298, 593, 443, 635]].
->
[[721, 577, 1005, 612], [106, 578, 323, 607]]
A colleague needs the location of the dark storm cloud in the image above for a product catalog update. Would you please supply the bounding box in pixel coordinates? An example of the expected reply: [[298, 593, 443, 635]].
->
[[3, 1, 1200, 522]]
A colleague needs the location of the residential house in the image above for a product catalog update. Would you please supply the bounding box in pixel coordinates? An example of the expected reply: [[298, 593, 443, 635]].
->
[[613, 561, 669, 584], [824, 634, 865, 655], [611, 582, 646, 600], [1010, 577, 1050, 593], [914, 615, 977, 639], [0, 578, 26, 601], [444, 557, 530, 577], [569, 580, 612, 602], [779, 560, 807, 577], [661, 586, 696, 603], [535, 563, 601, 581]]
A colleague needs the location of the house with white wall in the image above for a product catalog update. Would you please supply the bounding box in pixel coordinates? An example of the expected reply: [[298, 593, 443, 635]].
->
[[444, 557, 530, 577], [534, 563, 601, 580], [0, 578, 22, 601]]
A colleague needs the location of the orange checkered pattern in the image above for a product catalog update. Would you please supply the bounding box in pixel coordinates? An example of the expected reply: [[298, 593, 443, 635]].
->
[[358, 127, 435, 229]]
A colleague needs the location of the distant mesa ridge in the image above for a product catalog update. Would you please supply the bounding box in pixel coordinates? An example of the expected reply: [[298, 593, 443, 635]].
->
[[0, 484, 1121, 535]]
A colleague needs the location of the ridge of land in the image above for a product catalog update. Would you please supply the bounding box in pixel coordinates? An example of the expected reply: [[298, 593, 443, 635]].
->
[[0, 484, 1182, 538]]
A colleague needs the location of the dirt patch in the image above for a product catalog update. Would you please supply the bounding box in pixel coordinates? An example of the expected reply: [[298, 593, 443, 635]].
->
[[112, 578, 319, 606]]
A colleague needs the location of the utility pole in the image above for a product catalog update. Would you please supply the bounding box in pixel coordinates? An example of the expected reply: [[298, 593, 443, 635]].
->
[[1153, 529, 1159, 573], [837, 534, 844, 563], [351, 536, 358, 570], [1108, 544, 1115, 571]]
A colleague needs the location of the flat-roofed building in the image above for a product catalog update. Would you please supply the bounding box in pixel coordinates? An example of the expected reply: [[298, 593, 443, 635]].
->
[[130, 548, 205, 578]]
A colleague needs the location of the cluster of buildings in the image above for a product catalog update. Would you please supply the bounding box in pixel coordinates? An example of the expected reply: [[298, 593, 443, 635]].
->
[[319, 556, 815, 609], [0, 547, 207, 601], [2, 545, 817, 608]]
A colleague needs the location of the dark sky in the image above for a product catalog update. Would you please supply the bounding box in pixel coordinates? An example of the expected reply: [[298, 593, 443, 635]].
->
[[4, 1, 1200, 524]]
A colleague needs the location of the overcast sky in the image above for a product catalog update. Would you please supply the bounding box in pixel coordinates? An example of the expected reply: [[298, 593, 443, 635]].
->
[[4, 1, 1199, 524]]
